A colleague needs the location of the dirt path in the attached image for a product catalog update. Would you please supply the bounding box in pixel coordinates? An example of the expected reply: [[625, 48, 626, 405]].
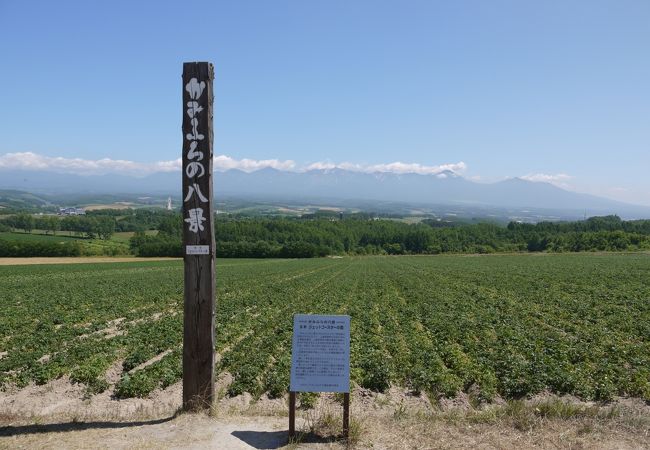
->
[[0, 257, 180, 266], [3, 403, 650, 449], [1, 377, 649, 449], [0, 415, 295, 450]]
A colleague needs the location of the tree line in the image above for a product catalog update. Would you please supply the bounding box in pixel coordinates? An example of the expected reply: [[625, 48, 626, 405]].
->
[[3, 210, 649, 257], [128, 214, 650, 257], [0, 209, 182, 240], [1, 213, 116, 240]]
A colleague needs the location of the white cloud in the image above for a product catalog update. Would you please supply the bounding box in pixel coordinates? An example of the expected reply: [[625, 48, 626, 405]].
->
[[213, 155, 296, 172], [0, 152, 466, 177], [0, 152, 297, 176], [304, 160, 467, 176], [520, 173, 573, 183], [0, 152, 182, 177], [520, 173, 575, 190]]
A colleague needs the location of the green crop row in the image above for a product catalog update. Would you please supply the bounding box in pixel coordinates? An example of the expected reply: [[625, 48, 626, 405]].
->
[[1, 254, 649, 401]]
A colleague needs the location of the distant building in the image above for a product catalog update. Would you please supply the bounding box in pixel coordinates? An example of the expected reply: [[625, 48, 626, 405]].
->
[[166, 197, 173, 211], [58, 207, 86, 216]]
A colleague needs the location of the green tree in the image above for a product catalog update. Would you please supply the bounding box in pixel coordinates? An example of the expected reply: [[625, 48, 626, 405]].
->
[[94, 216, 116, 240], [158, 215, 182, 238], [14, 213, 35, 233], [43, 216, 61, 235]]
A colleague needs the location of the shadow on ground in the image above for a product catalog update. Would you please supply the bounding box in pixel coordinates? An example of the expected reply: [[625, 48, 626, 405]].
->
[[0, 416, 175, 437], [231, 430, 340, 449]]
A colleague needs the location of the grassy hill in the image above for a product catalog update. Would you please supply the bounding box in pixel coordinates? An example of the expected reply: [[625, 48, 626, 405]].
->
[[0, 190, 54, 211]]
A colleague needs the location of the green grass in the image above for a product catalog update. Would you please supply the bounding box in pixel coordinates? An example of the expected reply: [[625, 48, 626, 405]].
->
[[0, 230, 131, 255], [0, 231, 83, 243], [1, 254, 649, 401], [111, 230, 158, 244]]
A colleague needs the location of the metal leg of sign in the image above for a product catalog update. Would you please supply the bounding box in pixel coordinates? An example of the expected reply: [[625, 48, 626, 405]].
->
[[288, 391, 349, 441], [289, 391, 296, 439], [343, 392, 350, 439]]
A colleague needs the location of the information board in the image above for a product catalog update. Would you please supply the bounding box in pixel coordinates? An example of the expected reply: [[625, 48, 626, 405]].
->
[[290, 314, 350, 393]]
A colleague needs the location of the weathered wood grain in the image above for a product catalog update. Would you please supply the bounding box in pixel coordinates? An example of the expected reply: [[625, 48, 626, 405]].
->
[[182, 61, 216, 411]]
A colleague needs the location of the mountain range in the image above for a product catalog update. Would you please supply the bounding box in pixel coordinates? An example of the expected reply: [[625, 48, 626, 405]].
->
[[1, 168, 649, 219]]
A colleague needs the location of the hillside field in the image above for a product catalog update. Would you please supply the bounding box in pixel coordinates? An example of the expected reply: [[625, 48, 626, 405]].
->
[[0, 230, 131, 257], [0, 254, 649, 403], [0, 231, 82, 243]]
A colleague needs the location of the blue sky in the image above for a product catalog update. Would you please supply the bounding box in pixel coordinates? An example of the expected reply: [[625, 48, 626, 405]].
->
[[0, 1, 648, 204]]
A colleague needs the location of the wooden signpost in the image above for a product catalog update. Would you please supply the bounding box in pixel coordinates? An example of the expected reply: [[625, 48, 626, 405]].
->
[[182, 62, 216, 410], [289, 314, 351, 439]]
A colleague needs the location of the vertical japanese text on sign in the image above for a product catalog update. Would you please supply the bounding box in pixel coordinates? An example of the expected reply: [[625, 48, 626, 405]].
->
[[183, 77, 209, 236]]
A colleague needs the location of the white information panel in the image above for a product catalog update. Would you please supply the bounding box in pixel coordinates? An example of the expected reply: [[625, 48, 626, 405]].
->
[[186, 245, 210, 255], [290, 314, 350, 393]]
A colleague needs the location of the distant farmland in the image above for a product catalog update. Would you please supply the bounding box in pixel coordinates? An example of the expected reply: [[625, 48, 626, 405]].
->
[[0, 231, 81, 243], [0, 254, 648, 401]]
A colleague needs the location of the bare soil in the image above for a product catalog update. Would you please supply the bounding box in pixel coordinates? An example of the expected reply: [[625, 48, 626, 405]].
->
[[0, 257, 180, 266], [1, 377, 649, 449]]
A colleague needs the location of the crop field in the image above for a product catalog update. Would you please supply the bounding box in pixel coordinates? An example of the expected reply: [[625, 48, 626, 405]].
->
[[111, 230, 158, 244], [0, 231, 131, 257], [0, 254, 649, 403], [0, 231, 82, 243]]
